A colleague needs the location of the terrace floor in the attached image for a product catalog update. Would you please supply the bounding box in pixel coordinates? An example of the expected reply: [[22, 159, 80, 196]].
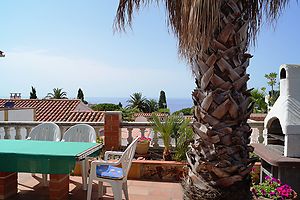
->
[[9, 173, 183, 200]]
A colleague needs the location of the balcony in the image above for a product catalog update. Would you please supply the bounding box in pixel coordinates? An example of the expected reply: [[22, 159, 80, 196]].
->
[[0, 111, 264, 199]]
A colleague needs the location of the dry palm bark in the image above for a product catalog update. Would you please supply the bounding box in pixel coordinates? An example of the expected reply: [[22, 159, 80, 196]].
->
[[183, 1, 255, 199]]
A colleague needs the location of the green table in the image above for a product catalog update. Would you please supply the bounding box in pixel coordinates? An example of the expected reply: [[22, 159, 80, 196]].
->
[[0, 140, 102, 200]]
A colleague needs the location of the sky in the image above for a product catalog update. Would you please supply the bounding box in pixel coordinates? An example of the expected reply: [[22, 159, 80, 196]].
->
[[0, 1, 300, 100]]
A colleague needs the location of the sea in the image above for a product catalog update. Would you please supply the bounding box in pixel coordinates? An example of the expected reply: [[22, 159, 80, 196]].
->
[[85, 97, 193, 113]]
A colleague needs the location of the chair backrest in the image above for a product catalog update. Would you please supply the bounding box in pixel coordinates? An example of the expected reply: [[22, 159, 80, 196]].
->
[[28, 122, 61, 141], [119, 137, 139, 177], [62, 124, 96, 143]]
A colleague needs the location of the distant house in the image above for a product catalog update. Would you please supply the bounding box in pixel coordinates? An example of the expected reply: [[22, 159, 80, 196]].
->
[[0, 99, 104, 122]]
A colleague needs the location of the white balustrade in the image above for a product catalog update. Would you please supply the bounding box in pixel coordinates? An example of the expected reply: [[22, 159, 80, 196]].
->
[[0, 121, 104, 140], [121, 120, 265, 149], [0, 120, 264, 149]]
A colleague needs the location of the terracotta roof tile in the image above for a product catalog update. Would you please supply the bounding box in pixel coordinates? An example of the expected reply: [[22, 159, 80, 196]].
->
[[133, 113, 168, 117], [0, 99, 104, 122]]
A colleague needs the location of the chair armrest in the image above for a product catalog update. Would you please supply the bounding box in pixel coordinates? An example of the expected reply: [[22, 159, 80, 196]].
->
[[104, 151, 124, 161], [90, 160, 120, 169]]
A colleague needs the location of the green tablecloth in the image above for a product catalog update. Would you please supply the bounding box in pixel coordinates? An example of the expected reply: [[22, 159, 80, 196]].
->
[[0, 140, 100, 174]]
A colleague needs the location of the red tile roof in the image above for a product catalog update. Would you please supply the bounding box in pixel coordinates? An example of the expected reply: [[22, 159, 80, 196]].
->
[[133, 113, 168, 117], [0, 99, 104, 122]]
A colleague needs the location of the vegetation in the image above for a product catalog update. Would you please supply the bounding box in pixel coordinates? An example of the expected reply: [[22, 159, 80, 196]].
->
[[77, 88, 88, 104], [90, 103, 121, 111], [152, 114, 173, 161], [251, 88, 268, 113], [127, 92, 147, 112], [30, 86, 37, 99], [173, 107, 193, 115], [152, 114, 193, 161], [144, 98, 158, 113], [115, 0, 291, 199], [265, 72, 280, 106], [45, 88, 67, 99], [158, 90, 167, 109], [173, 118, 193, 161], [120, 107, 139, 122], [157, 108, 170, 114]]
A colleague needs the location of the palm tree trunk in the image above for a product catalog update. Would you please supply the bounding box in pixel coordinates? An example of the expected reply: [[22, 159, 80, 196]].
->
[[183, 1, 254, 199]]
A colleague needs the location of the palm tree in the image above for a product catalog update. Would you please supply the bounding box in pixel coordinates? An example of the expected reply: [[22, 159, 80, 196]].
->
[[46, 88, 68, 99], [127, 92, 147, 112], [145, 98, 158, 113], [152, 114, 174, 161], [251, 88, 267, 113], [115, 1, 291, 199]]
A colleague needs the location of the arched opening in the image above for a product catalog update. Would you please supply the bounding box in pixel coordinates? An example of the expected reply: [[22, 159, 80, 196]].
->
[[280, 68, 286, 79], [267, 118, 284, 148]]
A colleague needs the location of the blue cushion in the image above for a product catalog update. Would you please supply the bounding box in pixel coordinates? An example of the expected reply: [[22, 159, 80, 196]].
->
[[96, 165, 124, 179]]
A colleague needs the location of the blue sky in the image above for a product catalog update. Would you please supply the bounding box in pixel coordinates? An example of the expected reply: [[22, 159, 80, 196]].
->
[[0, 1, 299, 100]]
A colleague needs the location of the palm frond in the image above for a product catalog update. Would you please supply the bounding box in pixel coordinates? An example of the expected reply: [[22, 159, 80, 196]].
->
[[114, 0, 292, 59]]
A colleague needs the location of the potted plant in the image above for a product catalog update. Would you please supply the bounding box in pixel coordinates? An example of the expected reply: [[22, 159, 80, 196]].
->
[[252, 176, 297, 199], [136, 136, 151, 155]]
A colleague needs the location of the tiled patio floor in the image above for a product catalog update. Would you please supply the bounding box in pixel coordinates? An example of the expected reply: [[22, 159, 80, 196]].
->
[[8, 173, 183, 200]]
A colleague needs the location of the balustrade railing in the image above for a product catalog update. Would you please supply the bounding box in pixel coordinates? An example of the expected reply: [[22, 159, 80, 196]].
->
[[0, 121, 104, 140], [0, 120, 264, 149], [121, 120, 265, 148]]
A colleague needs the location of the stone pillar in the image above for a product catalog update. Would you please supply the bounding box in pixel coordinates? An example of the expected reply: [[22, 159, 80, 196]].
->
[[104, 111, 122, 150], [0, 172, 17, 199], [49, 174, 69, 200]]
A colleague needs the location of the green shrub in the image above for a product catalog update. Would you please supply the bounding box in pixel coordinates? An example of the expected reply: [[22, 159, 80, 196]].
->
[[90, 103, 120, 111]]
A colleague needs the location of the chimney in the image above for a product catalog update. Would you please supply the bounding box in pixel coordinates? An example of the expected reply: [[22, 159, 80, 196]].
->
[[10, 93, 21, 99], [264, 64, 300, 157]]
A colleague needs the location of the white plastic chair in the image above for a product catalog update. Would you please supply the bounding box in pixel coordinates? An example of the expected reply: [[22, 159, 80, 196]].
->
[[27, 122, 61, 186], [62, 124, 96, 190], [87, 137, 139, 200], [27, 122, 61, 141]]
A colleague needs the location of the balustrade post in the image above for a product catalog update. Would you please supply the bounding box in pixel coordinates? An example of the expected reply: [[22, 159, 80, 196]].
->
[[60, 126, 67, 138], [94, 127, 100, 137], [152, 131, 159, 148], [127, 128, 133, 144], [140, 128, 146, 137], [257, 126, 264, 144], [15, 126, 22, 140], [4, 127, 11, 139], [25, 127, 32, 139]]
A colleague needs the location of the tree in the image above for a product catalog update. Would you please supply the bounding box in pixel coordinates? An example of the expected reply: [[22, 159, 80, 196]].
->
[[173, 107, 193, 116], [119, 107, 139, 121], [30, 86, 37, 99], [251, 88, 268, 113], [145, 98, 158, 113], [265, 72, 279, 106], [115, 1, 290, 199], [118, 102, 123, 108], [77, 88, 88, 104], [158, 90, 167, 109], [90, 103, 120, 111], [46, 88, 67, 99], [127, 92, 147, 112], [265, 72, 277, 96]]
